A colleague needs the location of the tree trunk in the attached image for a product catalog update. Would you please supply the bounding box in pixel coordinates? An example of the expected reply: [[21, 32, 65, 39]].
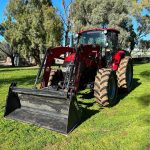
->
[[34, 54, 41, 66], [65, 30, 69, 46], [11, 56, 15, 67], [32, 48, 41, 66]]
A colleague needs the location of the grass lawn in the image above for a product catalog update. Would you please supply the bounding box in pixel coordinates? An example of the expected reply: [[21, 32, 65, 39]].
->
[[0, 63, 149, 150]]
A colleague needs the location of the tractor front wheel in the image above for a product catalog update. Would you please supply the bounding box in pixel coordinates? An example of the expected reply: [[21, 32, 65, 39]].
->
[[94, 69, 118, 106]]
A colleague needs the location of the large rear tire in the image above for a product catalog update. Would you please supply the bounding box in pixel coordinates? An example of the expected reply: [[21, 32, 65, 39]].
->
[[94, 68, 118, 106], [117, 56, 133, 92]]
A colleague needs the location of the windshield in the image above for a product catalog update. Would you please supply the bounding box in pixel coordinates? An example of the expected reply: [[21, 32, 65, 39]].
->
[[78, 31, 106, 47]]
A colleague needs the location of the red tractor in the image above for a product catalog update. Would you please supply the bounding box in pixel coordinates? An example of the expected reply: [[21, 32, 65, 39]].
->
[[4, 28, 133, 134]]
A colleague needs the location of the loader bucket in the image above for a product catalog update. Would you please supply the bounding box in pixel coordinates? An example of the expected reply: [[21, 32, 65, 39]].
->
[[4, 83, 81, 134]]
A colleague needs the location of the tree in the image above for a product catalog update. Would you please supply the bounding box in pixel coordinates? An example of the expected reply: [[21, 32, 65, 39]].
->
[[126, 25, 137, 53], [139, 40, 150, 53], [55, 0, 73, 46], [0, 42, 15, 66], [70, 0, 134, 49], [0, 51, 6, 60], [62, 0, 73, 46], [132, 0, 150, 40], [0, 0, 63, 65]]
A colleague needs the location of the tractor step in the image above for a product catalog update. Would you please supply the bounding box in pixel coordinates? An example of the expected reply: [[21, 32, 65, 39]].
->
[[4, 83, 81, 134]]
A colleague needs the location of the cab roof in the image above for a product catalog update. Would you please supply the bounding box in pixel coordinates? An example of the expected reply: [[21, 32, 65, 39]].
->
[[78, 28, 120, 34]]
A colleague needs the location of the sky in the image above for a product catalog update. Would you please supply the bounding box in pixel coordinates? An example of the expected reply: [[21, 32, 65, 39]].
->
[[0, 0, 8, 41], [0, 0, 150, 41]]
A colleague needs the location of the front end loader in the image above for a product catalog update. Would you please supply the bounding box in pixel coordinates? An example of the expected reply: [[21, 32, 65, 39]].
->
[[4, 47, 82, 134]]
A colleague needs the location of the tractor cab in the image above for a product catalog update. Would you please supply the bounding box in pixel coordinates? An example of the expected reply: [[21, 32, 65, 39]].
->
[[64, 28, 120, 65], [78, 30, 106, 46], [73, 28, 120, 67], [76, 28, 119, 52]]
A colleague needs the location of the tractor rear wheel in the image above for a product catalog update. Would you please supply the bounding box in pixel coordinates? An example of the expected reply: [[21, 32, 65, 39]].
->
[[117, 56, 133, 92], [94, 69, 118, 106]]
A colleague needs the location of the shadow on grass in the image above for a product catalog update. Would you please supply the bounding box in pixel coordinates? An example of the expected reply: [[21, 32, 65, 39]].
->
[[137, 94, 150, 124], [77, 101, 102, 127], [79, 107, 100, 124], [137, 94, 150, 106], [79, 92, 94, 99], [0, 67, 38, 73], [140, 70, 150, 80], [76, 78, 142, 127], [78, 91, 96, 108], [112, 78, 141, 106], [0, 75, 37, 88], [78, 101, 95, 107], [77, 92, 104, 126], [78, 78, 141, 109]]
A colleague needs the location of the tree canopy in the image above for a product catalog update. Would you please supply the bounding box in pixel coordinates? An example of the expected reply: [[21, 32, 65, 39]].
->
[[139, 39, 150, 52], [0, 0, 149, 64], [0, 0, 63, 64], [132, 0, 150, 40], [70, 0, 149, 51]]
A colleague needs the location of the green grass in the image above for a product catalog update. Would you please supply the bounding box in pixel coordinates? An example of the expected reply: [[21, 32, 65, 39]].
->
[[0, 64, 149, 150]]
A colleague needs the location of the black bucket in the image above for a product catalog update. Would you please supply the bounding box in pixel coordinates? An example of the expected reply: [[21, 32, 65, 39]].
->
[[4, 83, 81, 134]]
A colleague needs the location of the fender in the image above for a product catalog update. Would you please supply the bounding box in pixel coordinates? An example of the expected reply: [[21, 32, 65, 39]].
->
[[111, 50, 125, 71]]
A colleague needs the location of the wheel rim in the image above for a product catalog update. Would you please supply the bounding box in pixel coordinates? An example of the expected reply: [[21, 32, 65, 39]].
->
[[126, 64, 132, 88], [108, 76, 116, 101]]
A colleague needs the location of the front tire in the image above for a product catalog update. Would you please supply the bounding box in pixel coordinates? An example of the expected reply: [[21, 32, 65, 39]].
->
[[94, 69, 118, 106]]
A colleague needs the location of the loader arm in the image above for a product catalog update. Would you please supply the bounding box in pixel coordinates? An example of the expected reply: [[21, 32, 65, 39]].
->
[[41, 47, 74, 87], [73, 45, 100, 93]]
